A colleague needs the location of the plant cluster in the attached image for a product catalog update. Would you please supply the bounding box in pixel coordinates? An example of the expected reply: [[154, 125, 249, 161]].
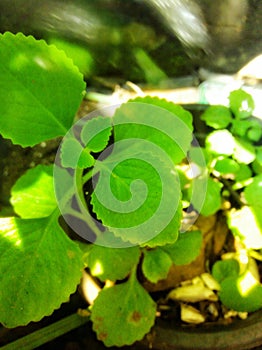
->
[[0, 32, 262, 347]]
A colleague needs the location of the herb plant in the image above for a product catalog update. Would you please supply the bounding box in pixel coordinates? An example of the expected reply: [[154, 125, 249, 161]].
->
[[0, 32, 262, 348]]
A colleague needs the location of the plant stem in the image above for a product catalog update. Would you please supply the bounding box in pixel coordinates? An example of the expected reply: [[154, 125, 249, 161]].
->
[[220, 178, 245, 207], [0, 313, 90, 350], [74, 166, 103, 238]]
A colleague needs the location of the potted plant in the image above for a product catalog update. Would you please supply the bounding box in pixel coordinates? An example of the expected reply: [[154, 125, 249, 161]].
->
[[0, 32, 262, 350]]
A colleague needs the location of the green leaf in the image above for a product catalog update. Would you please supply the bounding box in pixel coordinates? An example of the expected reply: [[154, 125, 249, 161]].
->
[[0, 212, 83, 327], [80, 116, 112, 152], [61, 137, 94, 168], [47, 36, 94, 76], [247, 120, 262, 142], [10, 165, 56, 218], [206, 130, 235, 156], [114, 97, 193, 164], [91, 140, 182, 246], [219, 271, 262, 312], [163, 230, 202, 265], [212, 259, 240, 283], [233, 138, 256, 164], [142, 248, 172, 283], [235, 163, 252, 182], [256, 147, 262, 166], [201, 105, 232, 129], [229, 89, 255, 119], [91, 272, 156, 347], [244, 174, 262, 207], [192, 178, 222, 216], [252, 147, 262, 174], [231, 119, 251, 137], [86, 245, 140, 282], [0, 32, 85, 146], [213, 157, 240, 175], [60, 116, 112, 169], [228, 206, 262, 249]]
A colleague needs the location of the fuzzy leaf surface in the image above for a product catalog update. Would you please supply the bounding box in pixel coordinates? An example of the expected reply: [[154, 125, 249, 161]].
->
[[91, 274, 156, 346], [86, 245, 140, 282], [113, 97, 193, 165], [0, 212, 83, 327], [10, 165, 56, 218], [163, 230, 202, 265], [91, 140, 181, 246], [0, 32, 85, 146]]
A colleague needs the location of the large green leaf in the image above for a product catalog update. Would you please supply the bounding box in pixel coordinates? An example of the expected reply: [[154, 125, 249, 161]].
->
[[91, 140, 182, 246], [113, 97, 193, 165], [10, 165, 56, 218], [0, 211, 83, 327], [0, 32, 85, 146], [91, 272, 156, 347]]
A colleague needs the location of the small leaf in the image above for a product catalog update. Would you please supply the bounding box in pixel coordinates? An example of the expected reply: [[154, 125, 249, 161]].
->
[[192, 178, 222, 216], [214, 157, 240, 175], [229, 90, 255, 119], [233, 138, 256, 164], [231, 119, 251, 137], [142, 248, 172, 283], [212, 259, 240, 283], [201, 105, 232, 129], [163, 230, 202, 265], [91, 273, 156, 347], [86, 245, 140, 282], [10, 165, 56, 218], [247, 120, 262, 142], [81, 116, 112, 152], [219, 271, 262, 312], [206, 130, 235, 156], [244, 174, 262, 207], [61, 137, 94, 168], [0, 212, 83, 327], [0, 32, 85, 146], [235, 163, 252, 182]]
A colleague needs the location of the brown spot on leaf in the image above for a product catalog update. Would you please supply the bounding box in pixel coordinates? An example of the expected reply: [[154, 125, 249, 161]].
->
[[130, 311, 141, 322], [98, 332, 108, 341]]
